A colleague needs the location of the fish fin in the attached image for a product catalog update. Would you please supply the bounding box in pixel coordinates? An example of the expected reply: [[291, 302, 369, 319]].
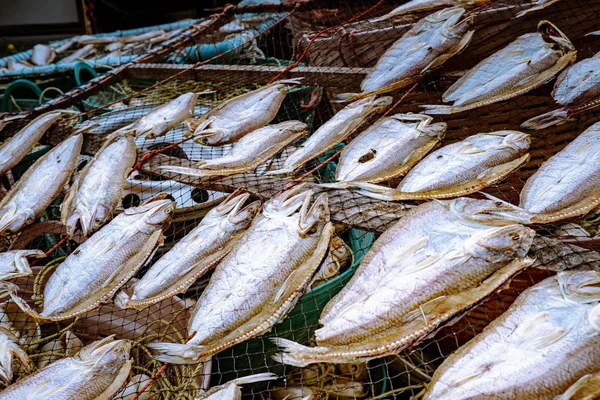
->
[[515, 0, 562, 18], [184, 117, 212, 137], [316, 181, 358, 190], [271, 338, 328, 367], [422, 30, 474, 72], [113, 290, 131, 309], [456, 143, 485, 155], [521, 108, 569, 130], [514, 311, 566, 350], [420, 104, 463, 115], [0, 282, 49, 321], [94, 359, 132, 400], [351, 182, 399, 201], [275, 77, 304, 85], [157, 165, 206, 177], [147, 342, 205, 364], [27, 380, 65, 399], [401, 254, 445, 274], [402, 296, 447, 324], [229, 372, 279, 386], [334, 93, 360, 103], [475, 153, 530, 183]]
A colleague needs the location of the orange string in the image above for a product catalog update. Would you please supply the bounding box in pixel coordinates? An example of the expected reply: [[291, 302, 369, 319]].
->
[[30, 235, 70, 267], [129, 136, 195, 175]]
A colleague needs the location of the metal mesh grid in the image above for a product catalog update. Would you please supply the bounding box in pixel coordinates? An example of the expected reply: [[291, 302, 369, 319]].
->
[[0, 0, 599, 398]]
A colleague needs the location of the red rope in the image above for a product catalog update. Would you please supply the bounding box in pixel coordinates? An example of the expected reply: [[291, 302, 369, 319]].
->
[[129, 136, 195, 175], [30, 235, 70, 267]]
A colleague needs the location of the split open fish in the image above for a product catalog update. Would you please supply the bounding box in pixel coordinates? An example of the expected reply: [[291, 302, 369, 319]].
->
[[0, 134, 82, 234], [61, 134, 137, 237], [423, 21, 576, 114], [30, 45, 56, 66], [269, 96, 392, 175], [323, 113, 446, 186], [148, 185, 334, 364], [340, 7, 473, 102], [520, 122, 600, 222], [115, 191, 260, 310], [60, 44, 96, 63], [0, 250, 44, 282], [159, 121, 308, 177], [6, 196, 174, 321], [195, 373, 278, 400], [115, 92, 200, 139], [0, 111, 62, 177], [423, 270, 600, 399], [272, 223, 534, 366], [352, 131, 531, 200], [0, 335, 131, 400], [523, 50, 600, 129], [185, 79, 301, 146]]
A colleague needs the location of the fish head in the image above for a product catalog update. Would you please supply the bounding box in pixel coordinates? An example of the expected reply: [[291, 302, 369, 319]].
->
[[276, 120, 310, 137], [465, 224, 535, 260], [538, 20, 576, 53], [77, 336, 131, 367], [436, 7, 473, 37], [213, 189, 261, 230], [451, 197, 533, 226], [298, 192, 330, 237], [125, 194, 175, 228], [176, 92, 200, 112], [496, 130, 531, 152], [558, 270, 600, 304]]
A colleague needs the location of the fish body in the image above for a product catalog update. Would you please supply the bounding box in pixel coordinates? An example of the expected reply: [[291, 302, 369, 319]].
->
[[383, 0, 486, 18], [423, 270, 600, 400], [116, 92, 200, 139], [523, 51, 600, 129], [0, 336, 131, 400], [0, 250, 44, 281], [0, 111, 62, 177], [196, 373, 278, 400], [0, 135, 83, 234], [148, 185, 334, 364], [30, 44, 56, 66], [516, 0, 564, 18], [359, 7, 473, 98], [520, 122, 600, 221], [423, 21, 576, 114], [61, 134, 137, 237], [60, 44, 96, 63], [8, 197, 174, 321], [186, 80, 299, 146], [159, 121, 308, 177], [115, 191, 261, 310], [334, 113, 446, 183], [271, 96, 392, 175]]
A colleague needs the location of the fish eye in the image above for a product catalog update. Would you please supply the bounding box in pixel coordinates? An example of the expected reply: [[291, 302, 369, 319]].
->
[[495, 202, 503, 207]]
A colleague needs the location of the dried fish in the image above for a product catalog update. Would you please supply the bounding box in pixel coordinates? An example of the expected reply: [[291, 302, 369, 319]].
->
[[75, 35, 119, 45], [30, 45, 56, 66], [61, 134, 137, 237], [0, 327, 29, 387], [148, 185, 334, 364], [122, 29, 166, 43], [115, 191, 260, 310], [6, 196, 174, 321], [0, 336, 131, 399], [60, 44, 96, 63], [272, 223, 534, 366], [523, 50, 600, 129], [35, 331, 83, 369], [0, 135, 83, 234], [0, 250, 44, 282], [423, 270, 600, 399], [115, 92, 200, 139], [269, 96, 392, 175], [381, 0, 487, 19], [195, 373, 278, 400], [159, 121, 308, 177], [185, 80, 301, 146], [327, 113, 446, 185], [557, 370, 600, 400], [423, 21, 576, 114], [6, 59, 32, 71], [341, 7, 473, 101], [520, 122, 600, 222], [104, 42, 123, 52], [516, 0, 564, 18], [54, 40, 75, 54], [0, 111, 62, 177], [353, 131, 530, 200], [310, 235, 352, 289]]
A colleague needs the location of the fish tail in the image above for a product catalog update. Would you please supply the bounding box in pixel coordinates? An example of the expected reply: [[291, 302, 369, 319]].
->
[[229, 372, 279, 386], [146, 342, 205, 364], [420, 104, 460, 115], [316, 181, 357, 189], [352, 182, 401, 201], [520, 108, 569, 130], [0, 282, 48, 321], [265, 168, 294, 176], [157, 165, 205, 177], [0, 209, 18, 235], [113, 290, 132, 309], [271, 338, 329, 367], [334, 93, 361, 103], [276, 77, 304, 86]]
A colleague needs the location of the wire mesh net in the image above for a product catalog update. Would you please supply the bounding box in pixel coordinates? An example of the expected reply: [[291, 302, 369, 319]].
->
[[0, 0, 600, 398]]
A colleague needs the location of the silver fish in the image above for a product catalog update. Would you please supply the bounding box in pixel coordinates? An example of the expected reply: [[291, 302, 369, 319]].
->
[[30, 44, 56, 66], [0, 135, 83, 234], [310, 235, 352, 289], [186, 79, 301, 146], [269, 96, 392, 175], [330, 113, 446, 184], [116, 92, 200, 139], [35, 331, 83, 369], [61, 134, 137, 237], [520, 122, 600, 222], [0, 327, 29, 387], [122, 29, 166, 43], [353, 131, 531, 200], [0, 250, 44, 282], [6, 196, 174, 321], [60, 44, 96, 63], [0, 111, 62, 177], [381, 0, 487, 19], [516, 0, 564, 18], [147, 185, 334, 364], [75, 35, 119, 45], [195, 373, 278, 400], [114, 191, 261, 310], [159, 121, 308, 177], [423, 270, 600, 400], [0, 335, 131, 400], [523, 50, 600, 129], [54, 40, 75, 54], [342, 7, 473, 101], [6, 59, 32, 70], [423, 21, 576, 114], [272, 224, 534, 366], [104, 41, 123, 52]]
